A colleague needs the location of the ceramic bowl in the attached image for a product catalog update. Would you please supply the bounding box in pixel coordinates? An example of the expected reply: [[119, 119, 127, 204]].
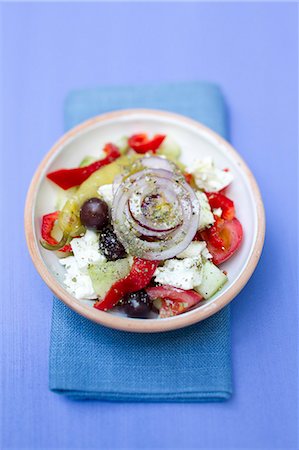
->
[[25, 109, 265, 332]]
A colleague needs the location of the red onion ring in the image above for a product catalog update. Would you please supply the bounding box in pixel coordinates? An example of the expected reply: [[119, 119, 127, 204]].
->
[[111, 157, 200, 260], [112, 156, 175, 196], [128, 181, 182, 232], [140, 155, 176, 171]]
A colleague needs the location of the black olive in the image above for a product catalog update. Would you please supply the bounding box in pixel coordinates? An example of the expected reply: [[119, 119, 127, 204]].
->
[[121, 290, 152, 319], [99, 226, 127, 261], [80, 198, 109, 231]]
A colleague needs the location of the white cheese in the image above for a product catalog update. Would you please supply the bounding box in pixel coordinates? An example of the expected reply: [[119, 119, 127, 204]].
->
[[213, 207, 222, 217], [196, 191, 214, 230], [154, 257, 203, 290], [70, 230, 105, 271], [187, 156, 233, 192], [177, 241, 212, 260], [60, 256, 97, 300], [97, 184, 114, 208], [60, 230, 106, 299]]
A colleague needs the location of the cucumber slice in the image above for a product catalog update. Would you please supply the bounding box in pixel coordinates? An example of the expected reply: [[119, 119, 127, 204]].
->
[[115, 136, 129, 155], [55, 187, 77, 210], [156, 136, 181, 160], [194, 260, 227, 299], [51, 221, 63, 242], [88, 258, 132, 299], [79, 155, 97, 167]]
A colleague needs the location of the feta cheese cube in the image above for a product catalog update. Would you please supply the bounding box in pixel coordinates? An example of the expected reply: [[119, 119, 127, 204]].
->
[[196, 191, 214, 230], [177, 241, 212, 260], [154, 257, 203, 290], [187, 156, 233, 192], [60, 256, 97, 300], [70, 230, 105, 271]]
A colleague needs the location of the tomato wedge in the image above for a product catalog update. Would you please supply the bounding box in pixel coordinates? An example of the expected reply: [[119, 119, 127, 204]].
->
[[146, 285, 203, 318], [128, 133, 165, 154], [206, 192, 235, 220], [200, 218, 243, 265]]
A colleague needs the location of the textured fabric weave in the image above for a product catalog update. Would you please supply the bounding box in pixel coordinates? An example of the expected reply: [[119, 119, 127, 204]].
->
[[49, 82, 232, 401]]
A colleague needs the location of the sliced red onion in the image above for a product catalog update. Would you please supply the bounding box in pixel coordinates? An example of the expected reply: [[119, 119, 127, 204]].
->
[[125, 204, 175, 238], [139, 155, 176, 171], [115, 169, 183, 234], [111, 157, 200, 260], [128, 182, 182, 232], [112, 173, 123, 196], [112, 156, 174, 196]]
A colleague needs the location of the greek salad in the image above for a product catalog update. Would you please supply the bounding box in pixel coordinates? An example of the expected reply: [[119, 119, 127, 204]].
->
[[41, 133, 243, 319]]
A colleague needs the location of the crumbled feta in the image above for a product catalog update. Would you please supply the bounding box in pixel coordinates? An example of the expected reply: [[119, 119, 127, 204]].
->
[[70, 230, 105, 271], [154, 257, 203, 290], [177, 241, 212, 260], [196, 191, 214, 230], [97, 184, 114, 208], [213, 207, 222, 217], [60, 256, 97, 300], [187, 156, 233, 192], [201, 245, 213, 260]]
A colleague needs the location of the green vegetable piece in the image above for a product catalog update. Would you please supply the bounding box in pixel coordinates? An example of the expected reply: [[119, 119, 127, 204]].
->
[[55, 187, 77, 211], [79, 156, 97, 167], [76, 154, 140, 204], [115, 136, 129, 155], [57, 154, 141, 237], [88, 258, 132, 299], [194, 260, 227, 299], [156, 136, 181, 160]]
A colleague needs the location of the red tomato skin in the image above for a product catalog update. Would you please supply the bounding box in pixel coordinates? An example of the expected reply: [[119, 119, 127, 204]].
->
[[146, 285, 203, 317], [205, 218, 243, 265], [206, 192, 235, 221]]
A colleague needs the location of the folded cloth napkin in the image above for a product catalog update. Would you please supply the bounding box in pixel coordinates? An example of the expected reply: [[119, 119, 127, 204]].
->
[[49, 82, 232, 401]]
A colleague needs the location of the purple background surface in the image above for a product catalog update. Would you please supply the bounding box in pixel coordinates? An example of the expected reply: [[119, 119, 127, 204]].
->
[[1, 3, 298, 449]]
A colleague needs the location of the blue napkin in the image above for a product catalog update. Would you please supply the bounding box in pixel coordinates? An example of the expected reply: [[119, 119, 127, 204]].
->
[[49, 82, 232, 401]]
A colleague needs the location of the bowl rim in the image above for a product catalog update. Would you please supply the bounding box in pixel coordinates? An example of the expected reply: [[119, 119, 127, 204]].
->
[[24, 108, 265, 333]]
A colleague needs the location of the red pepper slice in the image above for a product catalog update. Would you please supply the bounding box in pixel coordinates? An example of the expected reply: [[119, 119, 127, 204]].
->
[[102, 142, 118, 156], [146, 285, 203, 318], [128, 133, 165, 154], [206, 192, 235, 220], [47, 143, 120, 190], [41, 212, 72, 252], [94, 258, 159, 311]]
